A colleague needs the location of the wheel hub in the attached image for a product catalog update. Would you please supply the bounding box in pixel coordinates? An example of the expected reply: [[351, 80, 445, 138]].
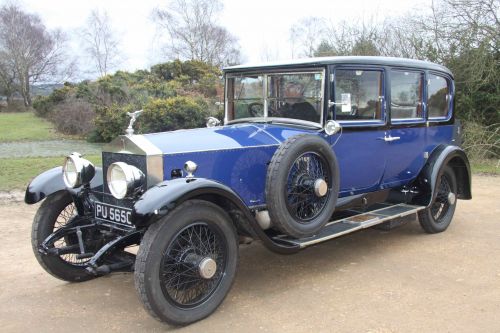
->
[[198, 257, 217, 279], [314, 178, 328, 197], [447, 192, 456, 205]]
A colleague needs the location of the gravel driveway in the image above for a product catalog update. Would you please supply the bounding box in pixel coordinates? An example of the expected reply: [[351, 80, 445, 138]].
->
[[0, 175, 499, 333]]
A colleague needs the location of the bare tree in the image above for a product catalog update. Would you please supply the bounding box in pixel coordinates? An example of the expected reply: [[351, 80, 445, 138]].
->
[[81, 9, 122, 77], [153, 0, 241, 67], [289, 17, 326, 58], [0, 4, 72, 106]]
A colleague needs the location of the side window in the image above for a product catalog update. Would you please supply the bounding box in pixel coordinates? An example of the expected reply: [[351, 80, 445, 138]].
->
[[267, 72, 322, 123], [226, 75, 264, 120], [334, 69, 383, 121], [390, 70, 424, 121], [428, 74, 450, 119]]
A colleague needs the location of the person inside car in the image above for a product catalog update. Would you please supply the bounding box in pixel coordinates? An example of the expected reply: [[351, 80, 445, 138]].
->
[[277, 82, 318, 122]]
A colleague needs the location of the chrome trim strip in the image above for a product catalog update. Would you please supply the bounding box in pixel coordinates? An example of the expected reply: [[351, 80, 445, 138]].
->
[[165, 144, 280, 155], [248, 125, 282, 144]]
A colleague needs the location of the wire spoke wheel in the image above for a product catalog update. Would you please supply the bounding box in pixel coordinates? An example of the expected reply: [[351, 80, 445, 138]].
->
[[51, 203, 92, 266], [417, 166, 458, 234], [159, 222, 227, 308], [430, 174, 452, 223], [32, 191, 97, 282], [286, 152, 330, 222]]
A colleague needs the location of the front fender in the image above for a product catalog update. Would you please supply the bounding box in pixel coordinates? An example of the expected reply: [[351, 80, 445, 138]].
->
[[415, 145, 471, 207], [132, 178, 250, 227], [25, 166, 103, 204], [131, 177, 300, 254]]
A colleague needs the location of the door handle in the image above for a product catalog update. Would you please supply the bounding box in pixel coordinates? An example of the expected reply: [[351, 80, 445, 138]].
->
[[378, 135, 401, 142]]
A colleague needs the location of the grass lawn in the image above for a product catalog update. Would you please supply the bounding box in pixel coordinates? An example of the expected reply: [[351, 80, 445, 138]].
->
[[0, 112, 62, 142], [0, 155, 101, 191]]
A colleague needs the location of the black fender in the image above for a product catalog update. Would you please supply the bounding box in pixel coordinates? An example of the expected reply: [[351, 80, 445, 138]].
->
[[25, 166, 103, 204], [131, 177, 300, 254], [414, 145, 472, 207]]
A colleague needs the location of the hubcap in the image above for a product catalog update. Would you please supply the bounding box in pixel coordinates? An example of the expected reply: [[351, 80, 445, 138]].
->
[[448, 192, 456, 205], [314, 179, 328, 197], [199, 257, 217, 279]]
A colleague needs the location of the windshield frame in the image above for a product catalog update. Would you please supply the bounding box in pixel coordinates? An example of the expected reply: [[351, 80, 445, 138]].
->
[[224, 68, 326, 128]]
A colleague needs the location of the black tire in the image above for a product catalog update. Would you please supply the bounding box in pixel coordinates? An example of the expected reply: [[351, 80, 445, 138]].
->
[[134, 200, 239, 326], [31, 191, 94, 282], [266, 134, 339, 238], [418, 165, 458, 233]]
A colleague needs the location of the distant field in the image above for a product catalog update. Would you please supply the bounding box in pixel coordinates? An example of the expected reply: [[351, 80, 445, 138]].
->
[[0, 112, 61, 142], [0, 155, 101, 191]]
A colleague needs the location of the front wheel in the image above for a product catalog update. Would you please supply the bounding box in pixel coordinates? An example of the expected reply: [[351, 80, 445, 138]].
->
[[134, 200, 239, 326], [31, 191, 95, 282], [418, 166, 458, 233]]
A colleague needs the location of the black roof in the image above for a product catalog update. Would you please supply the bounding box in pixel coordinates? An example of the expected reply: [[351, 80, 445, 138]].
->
[[224, 56, 453, 77]]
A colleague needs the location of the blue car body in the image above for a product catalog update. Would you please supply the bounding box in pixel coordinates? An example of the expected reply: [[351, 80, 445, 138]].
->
[[136, 121, 455, 207], [26, 56, 471, 254]]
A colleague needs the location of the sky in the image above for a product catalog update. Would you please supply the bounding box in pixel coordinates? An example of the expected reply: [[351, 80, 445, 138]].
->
[[7, 0, 428, 78]]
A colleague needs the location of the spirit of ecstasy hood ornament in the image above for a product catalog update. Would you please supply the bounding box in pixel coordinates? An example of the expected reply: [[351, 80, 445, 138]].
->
[[126, 109, 143, 136]]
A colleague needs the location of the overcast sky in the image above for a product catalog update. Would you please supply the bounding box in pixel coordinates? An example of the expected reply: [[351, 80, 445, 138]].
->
[[7, 0, 427, 77]]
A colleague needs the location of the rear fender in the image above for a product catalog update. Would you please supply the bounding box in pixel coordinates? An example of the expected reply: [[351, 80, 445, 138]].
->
[[414, 145, 471, 207]]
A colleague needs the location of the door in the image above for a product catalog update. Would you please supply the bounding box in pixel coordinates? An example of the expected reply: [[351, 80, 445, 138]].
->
[[381, 69, 427, 187], [329, 66, 388, 196]]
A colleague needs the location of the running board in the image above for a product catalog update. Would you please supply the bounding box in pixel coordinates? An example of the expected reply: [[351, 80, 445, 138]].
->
[[273, 203, 425, 248]]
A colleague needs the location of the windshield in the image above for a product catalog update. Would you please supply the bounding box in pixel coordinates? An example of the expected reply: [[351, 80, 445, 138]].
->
[[226, 71, 324, 124]]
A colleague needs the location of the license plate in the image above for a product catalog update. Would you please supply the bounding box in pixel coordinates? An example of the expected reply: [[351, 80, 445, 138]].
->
[[94, 202, 132, 226]]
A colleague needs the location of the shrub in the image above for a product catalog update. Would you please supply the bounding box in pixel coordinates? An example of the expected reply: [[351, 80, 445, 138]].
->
[[49, 97, 95, 136], [462, 122, 500, 160], [140, 97, 208, 133], [33, 85, 74, 117], [92, 104, 131, 142]]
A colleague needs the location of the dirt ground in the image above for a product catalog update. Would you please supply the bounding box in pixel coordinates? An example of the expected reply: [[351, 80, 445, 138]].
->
[[0, 175, 499, 333]]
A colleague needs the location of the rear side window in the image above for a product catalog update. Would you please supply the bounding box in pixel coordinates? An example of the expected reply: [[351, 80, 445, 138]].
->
[[334, 69, 383, 121], [390, 70, 424, 121], [428, 74, 450, 119]]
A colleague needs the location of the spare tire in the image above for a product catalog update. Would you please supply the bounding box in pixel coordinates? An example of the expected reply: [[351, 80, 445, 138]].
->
[[265, 134, 339, 238]]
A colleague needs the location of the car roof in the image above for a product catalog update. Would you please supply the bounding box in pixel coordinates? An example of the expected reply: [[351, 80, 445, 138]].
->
[[224, 56, 453, 77]]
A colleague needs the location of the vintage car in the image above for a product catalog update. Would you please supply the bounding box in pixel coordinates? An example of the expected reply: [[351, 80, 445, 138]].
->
[[25, 56, 471, 325]]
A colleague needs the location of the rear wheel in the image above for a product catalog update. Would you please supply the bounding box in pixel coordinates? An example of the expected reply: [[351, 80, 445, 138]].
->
[[418, 166, 458, 233], [134, 200, 238, 326]]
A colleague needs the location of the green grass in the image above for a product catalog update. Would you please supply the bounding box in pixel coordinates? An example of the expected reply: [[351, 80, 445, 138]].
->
[[0, 154, 101, 191], [0, 112, 62, 142], [470, 159, 500, 175]]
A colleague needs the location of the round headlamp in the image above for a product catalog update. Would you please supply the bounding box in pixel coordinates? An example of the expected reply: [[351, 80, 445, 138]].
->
[[107, 162, 145, 199], [62, 153, 95, 188]]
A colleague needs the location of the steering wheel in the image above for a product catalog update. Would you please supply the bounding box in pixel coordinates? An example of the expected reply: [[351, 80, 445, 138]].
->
[[247, 102, 264, 117]]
